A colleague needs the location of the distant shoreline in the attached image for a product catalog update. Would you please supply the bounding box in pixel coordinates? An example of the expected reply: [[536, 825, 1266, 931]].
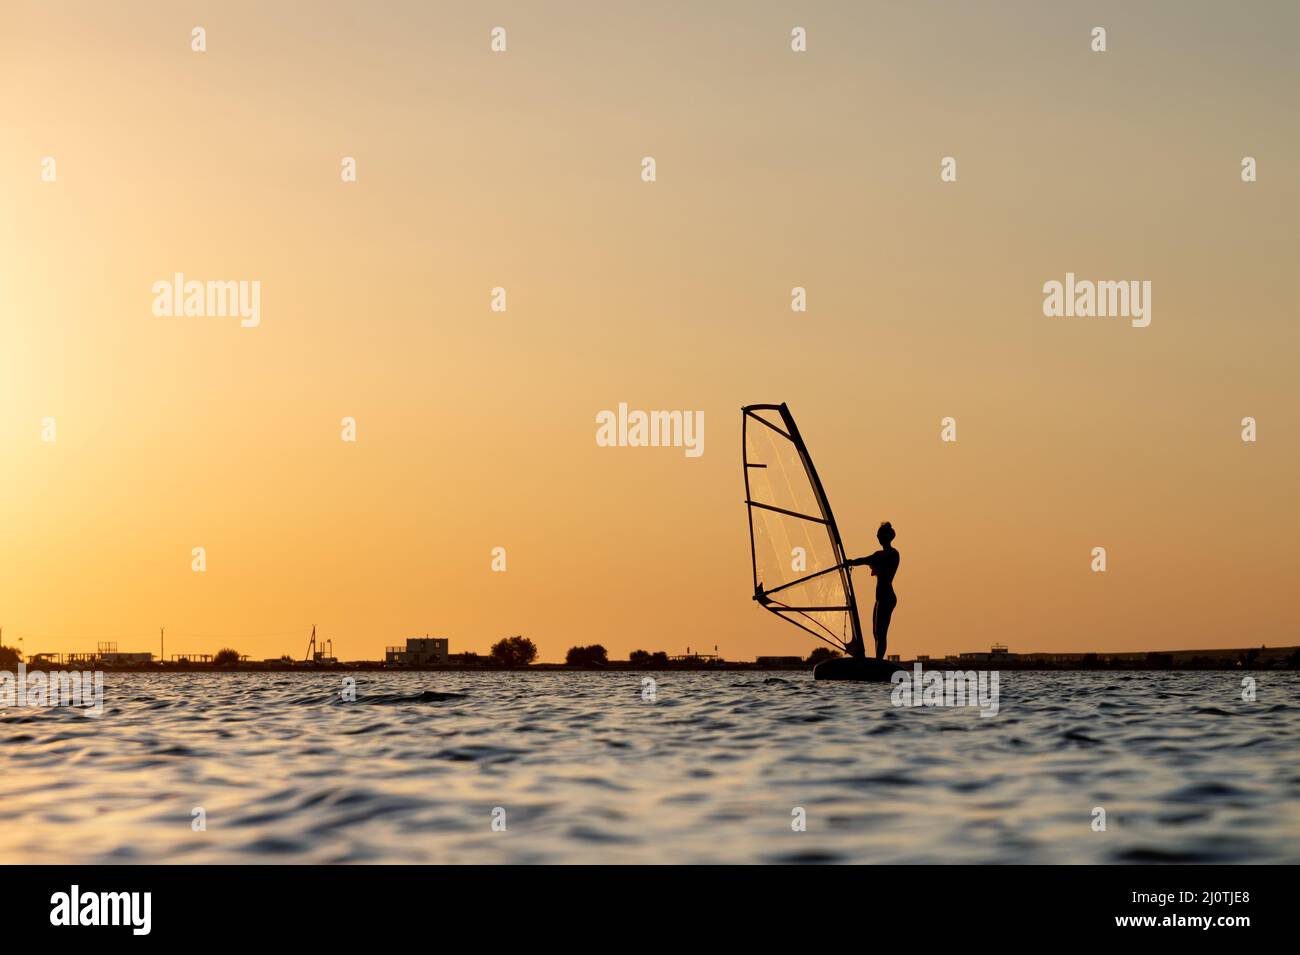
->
[[6, 659, 1297, 674]]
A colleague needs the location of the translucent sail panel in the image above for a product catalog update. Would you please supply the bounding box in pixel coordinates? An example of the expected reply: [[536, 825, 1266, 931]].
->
[[743, 408, 856, 648]]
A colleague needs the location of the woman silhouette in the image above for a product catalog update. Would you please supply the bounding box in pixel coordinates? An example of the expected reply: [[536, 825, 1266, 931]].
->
[[848, 522, 899, 660]]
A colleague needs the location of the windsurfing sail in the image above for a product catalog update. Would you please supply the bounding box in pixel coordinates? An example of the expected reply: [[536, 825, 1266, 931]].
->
[[742, 403, 863, 654]]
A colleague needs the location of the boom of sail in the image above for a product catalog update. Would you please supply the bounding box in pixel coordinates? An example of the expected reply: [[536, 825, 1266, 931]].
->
[[742, 403, 863, 653]]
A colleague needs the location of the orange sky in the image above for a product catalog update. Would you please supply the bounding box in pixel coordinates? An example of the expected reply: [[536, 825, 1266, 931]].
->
[[3, 1, 1297, 662]]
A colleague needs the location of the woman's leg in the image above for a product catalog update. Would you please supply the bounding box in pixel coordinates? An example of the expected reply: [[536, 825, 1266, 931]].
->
[[873, 600, 895, 659]]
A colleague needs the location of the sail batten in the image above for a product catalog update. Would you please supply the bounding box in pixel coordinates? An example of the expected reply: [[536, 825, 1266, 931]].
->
[[742, 403, 863, 654], [745, 500, 829, 524], [762, 563, 847, 597]]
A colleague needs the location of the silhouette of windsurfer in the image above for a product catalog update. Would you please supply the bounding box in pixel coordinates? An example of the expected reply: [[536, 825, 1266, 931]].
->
[[847, 522, 899, 660]]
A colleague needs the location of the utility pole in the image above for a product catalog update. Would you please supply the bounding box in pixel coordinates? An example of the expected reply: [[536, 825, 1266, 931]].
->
[[160, 627, 165, 662]]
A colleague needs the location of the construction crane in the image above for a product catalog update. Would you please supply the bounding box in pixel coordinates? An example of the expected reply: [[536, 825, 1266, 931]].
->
[[303, 625, 335, 664]]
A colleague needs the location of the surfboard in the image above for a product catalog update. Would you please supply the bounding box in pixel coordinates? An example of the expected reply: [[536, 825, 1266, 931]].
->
[[813, 656, 904, 682]]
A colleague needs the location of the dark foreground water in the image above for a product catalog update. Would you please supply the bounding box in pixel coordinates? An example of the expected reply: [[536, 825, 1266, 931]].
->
[[0, 670, 1296, 863]]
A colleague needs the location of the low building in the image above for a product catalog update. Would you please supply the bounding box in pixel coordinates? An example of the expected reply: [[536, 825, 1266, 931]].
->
[[170, 653, 213, 664], [62, 648, 153, 665], [386, 636, 450, 665], [670, 652, 723, 664], [100, 651, 153, 664], [960, 644, 1019, 663], [756, 655, 803, 665]]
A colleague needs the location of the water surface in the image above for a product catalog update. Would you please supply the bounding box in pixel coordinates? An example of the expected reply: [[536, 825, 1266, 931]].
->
[[1, 670, 1295, 863]]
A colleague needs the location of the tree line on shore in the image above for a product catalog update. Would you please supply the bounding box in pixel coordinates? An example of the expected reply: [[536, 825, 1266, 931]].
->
[[489, 638, 841, 668], [0, 636, 841, 670]]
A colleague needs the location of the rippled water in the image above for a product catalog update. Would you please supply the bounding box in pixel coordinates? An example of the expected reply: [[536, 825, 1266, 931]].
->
[[0, 670, 1296, 863]]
